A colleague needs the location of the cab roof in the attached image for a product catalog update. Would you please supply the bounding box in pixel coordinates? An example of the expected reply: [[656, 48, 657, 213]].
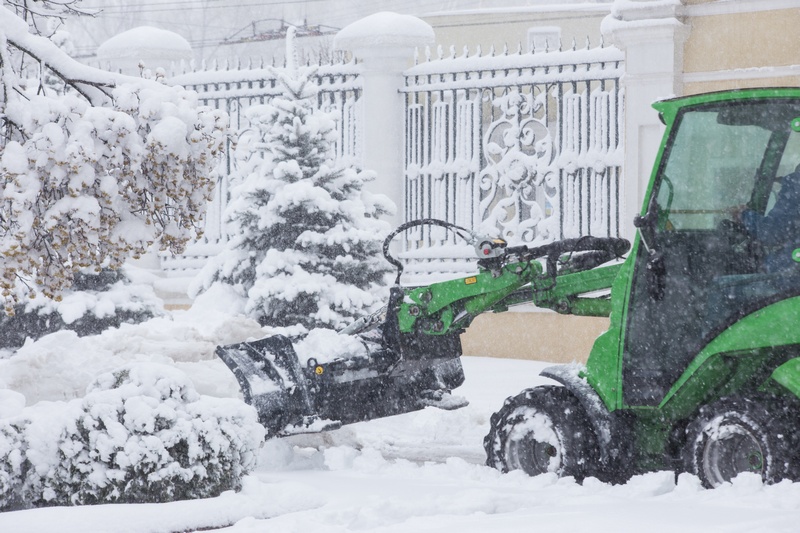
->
[[653, 87, 800, 126]]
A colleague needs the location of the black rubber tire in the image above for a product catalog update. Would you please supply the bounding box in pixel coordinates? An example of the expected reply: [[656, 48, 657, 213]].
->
[[683, 395, 798, 488], [484, 385, 597, 481]]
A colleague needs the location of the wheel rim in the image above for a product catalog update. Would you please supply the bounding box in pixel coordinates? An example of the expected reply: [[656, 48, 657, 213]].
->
[[702, 420, 765, 487], [505, 410, 562, 476]]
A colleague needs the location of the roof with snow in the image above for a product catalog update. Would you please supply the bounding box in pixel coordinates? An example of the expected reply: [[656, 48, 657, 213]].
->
[[334, 12, 435, 51], [97, 26, 192, 62]]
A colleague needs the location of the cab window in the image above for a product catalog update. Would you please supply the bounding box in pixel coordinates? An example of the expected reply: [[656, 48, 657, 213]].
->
[[658, 108, 770, 231]]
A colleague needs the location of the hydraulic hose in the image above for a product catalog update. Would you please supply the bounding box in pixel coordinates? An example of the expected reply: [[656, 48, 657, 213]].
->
[[383, 219, 473, 285]]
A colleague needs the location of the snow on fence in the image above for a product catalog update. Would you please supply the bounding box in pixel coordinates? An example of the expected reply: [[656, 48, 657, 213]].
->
[[400, 44, 624, 284], [161, 60, 364, 274], [159, 44, 624, 283]]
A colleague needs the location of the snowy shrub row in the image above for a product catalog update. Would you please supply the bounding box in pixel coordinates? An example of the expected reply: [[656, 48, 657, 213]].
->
[[0, 363, 264, 510], [0, 419, 27, 510], [0, 269, 162, 348]]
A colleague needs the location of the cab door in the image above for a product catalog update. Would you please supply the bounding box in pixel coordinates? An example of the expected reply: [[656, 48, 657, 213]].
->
[[622, 101, 800, 406]]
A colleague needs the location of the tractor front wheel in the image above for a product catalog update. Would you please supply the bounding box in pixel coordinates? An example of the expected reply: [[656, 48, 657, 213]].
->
[[683, 395, 797, 488], [484, 385, 597, 480]]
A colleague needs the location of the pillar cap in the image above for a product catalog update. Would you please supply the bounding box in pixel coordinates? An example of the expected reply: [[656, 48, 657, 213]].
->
[[334, 12, 434, 55], [602, 0, 689, 49]]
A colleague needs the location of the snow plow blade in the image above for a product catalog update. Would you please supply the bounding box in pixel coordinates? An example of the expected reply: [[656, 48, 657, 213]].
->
[[215, 336, 324, 436], [216, 330, 467, 438]]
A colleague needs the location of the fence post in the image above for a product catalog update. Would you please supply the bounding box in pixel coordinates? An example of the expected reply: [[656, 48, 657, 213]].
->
[[335, 13, 435, 229], [602, 0, 689, 239]]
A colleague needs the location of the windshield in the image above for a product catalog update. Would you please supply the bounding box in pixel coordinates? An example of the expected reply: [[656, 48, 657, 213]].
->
[[655, 100, 800, 231]]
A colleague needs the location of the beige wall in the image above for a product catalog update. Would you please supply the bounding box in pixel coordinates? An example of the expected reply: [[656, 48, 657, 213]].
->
[[423, 8, 610, 53], [684, 74, 800, 95], [683, 6, 800, 94], [460, 310, 609, 363]]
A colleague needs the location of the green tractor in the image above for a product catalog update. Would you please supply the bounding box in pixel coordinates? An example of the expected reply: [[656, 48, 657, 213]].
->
[[218, 88, 800, 488]]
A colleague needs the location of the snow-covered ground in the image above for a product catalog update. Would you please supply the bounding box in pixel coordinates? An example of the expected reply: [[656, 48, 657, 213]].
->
[[2, 292, 800, 532]]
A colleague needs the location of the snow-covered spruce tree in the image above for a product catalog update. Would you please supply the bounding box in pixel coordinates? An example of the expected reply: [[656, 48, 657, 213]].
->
[[0, 3, 227, 312], [30, 363, 263, 506], [195, 39, 393, 334]]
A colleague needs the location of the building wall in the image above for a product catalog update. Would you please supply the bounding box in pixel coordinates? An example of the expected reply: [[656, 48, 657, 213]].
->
[[423, 6, 611, 53], [682, 2, 800, 94], [461, 311, 610, 363]]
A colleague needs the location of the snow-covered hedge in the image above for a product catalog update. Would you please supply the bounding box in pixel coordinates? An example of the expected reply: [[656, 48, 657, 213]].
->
[[0, 420, 27, 510], [0, 269, 162, 348], [2, 363, 264, 509]]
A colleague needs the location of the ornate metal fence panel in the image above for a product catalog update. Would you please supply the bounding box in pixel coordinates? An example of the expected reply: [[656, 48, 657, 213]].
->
[[401, 46, 624, 283]]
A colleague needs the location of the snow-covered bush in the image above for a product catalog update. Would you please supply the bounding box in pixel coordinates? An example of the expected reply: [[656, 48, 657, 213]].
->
[[30, 364, 263, 506], [0, 420, 27, 511], [0, 6, 227, 310], [0, 269, 161, 348], [0, 83, 226, 309], [193, 34, 394, 335]]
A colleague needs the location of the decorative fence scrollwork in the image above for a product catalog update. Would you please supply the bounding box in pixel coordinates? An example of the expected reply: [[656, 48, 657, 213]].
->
[[479, 88, 558, 244], [401, 45, 624, 283]]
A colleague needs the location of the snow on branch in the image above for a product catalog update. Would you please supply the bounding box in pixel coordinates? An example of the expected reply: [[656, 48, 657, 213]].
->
[[0, 5, 132, 105], [193, 61, 393, 334], [0, 5, 229, 311]]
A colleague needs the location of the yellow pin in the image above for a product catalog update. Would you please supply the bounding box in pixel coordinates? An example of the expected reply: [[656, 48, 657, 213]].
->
[[315, 366, 324, 375]]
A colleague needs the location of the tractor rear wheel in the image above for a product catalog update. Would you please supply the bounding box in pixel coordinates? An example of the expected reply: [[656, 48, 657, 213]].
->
[[683, 395, 798, 488], [484, 385, 597, 480]]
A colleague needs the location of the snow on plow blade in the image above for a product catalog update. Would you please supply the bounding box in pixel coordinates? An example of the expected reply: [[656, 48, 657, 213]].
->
[[216, 336, 303, 406], [215, 336, 338, 436], [216, 331, 468, 438]]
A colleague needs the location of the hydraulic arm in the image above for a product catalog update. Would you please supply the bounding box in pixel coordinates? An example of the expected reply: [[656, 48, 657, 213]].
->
[[382, 219, 629, 339]]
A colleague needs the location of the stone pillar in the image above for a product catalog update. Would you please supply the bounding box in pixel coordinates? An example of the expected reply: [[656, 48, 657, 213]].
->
[[334, 13, 435, 229], [602, 0, 690, 239]]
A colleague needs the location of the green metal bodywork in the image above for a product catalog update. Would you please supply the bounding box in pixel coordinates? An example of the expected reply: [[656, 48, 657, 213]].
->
[[396, 88, 800, 474], [659, 296, 800, 419], [398, 261, 622, 336], [773, 357, 800, 398]]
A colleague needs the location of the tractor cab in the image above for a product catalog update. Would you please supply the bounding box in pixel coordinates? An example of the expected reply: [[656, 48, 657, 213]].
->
[[623, 92, 800, 406], [484, 89, 800, 487]]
